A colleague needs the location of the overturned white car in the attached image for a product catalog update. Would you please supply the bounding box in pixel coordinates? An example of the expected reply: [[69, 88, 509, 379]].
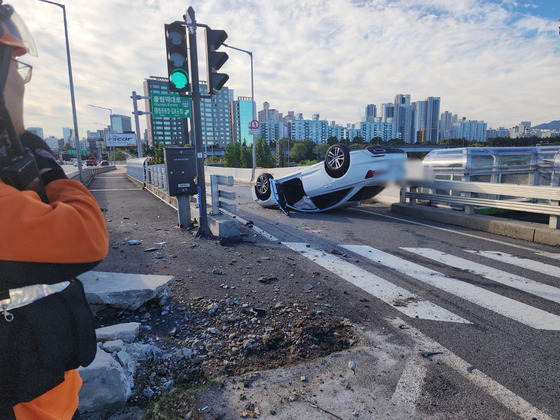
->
[[252, 143, 406, 214]]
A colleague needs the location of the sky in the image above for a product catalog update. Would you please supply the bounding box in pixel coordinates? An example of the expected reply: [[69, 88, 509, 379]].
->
[[11, 0, 560, 139]]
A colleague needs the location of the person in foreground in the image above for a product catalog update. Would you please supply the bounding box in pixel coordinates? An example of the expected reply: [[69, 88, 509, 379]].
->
[[0, 2, 108, 418]]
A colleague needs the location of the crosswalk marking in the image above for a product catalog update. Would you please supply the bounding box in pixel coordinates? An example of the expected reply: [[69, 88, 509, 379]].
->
[[402, 248, 560, 305], [464, 250, 560, 278], [282, 242, 470, 324], [342, 245, 560, 331]]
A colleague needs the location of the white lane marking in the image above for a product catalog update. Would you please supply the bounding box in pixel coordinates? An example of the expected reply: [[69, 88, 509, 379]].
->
[[220, 209, 279, 242], [353, 208, 560, 260], [282, 242, 469, 324], [390, 346, 427, 415], [403, 248, 560, 305], [464, 250, 560, 278], [386, 318, 555, 420], [342, 245, 560, 330]]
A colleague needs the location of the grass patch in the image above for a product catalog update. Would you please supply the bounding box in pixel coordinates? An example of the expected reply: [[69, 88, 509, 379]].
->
[[142, 379, 224, 420]]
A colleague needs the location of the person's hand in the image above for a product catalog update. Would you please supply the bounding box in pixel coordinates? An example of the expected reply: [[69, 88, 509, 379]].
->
[[20, 132, 67, 186]]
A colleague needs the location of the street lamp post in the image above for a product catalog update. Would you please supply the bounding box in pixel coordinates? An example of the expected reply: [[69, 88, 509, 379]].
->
[[88, 104, 115, 164], [38, 0, 84, 183], [223, 43, 257, 181]]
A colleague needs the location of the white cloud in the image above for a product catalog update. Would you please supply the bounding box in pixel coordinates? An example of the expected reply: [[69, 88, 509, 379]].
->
[[9, 0, 560, 138]]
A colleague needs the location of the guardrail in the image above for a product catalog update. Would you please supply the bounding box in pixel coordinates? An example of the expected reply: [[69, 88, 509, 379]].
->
[[136, 163, 235, 215], [401, 179, 560, 229], [210, 175, 236, 215]]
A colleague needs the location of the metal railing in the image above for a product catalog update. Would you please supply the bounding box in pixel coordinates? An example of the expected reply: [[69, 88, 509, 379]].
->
[[210, 175, 236, 215], [148, 164, 167, 190], [131, 162, 236, 215], [67, 165, 116, 184], [401, 179, 560, 229], [126, 157, 152, 184]]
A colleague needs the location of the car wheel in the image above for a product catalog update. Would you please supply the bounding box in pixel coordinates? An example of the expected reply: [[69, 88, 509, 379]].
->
[[324, 144, 350, 178], [255, 173, 274, 200]]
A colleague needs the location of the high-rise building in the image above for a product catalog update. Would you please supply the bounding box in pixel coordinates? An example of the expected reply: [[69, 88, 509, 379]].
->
[[230, 96, 254, 146], [365, 104, 377, 122], [413, 97, 440, 143], [44, 136, 60, 151], [289, 117, 329, 143], [200, 82, 233, 148], [327, 121, 344, 141], [110, 114, 132, 133], [360, 121, 396, 143], [381, 103, 394, 123], [258, 102, 284, 143], [27, 127, 44, 139], [439, 111, 458, 141], [425, 97, 440, 143], [454, 119, 487, 142], [393, 94, 414, 143], [62, 127, 74, 147], [143, 76, 189, 147]]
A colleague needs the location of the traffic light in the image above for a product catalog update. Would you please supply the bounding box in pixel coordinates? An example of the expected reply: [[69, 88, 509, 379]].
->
[[165, 21, 190, 94], [205, 27, 229, 94]]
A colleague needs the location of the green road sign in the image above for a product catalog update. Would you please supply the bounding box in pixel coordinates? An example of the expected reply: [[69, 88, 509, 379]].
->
[[151, 93, 191, 118]]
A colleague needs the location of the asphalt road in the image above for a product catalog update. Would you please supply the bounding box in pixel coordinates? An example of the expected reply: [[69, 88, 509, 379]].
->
[[230, 181, 560, 419], [89, 169, 560, 419]]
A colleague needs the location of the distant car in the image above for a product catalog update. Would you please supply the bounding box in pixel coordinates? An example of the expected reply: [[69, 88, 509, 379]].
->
[[73, 161, 78, 167], [252, 144, 406, 215], [99, 160, 109, 166], [85, 160, 95, 166]]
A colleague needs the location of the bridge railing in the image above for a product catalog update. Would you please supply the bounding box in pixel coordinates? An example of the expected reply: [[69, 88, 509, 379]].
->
[[66, 165, 116, 184], [401, 179, 560, 229], [126, 157, 152, 184]]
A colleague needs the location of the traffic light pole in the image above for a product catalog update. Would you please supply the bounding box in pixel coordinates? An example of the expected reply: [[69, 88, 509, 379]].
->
[[185, 7, 210, 237]]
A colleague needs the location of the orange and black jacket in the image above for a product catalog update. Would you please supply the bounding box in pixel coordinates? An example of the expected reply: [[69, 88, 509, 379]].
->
[[0, 176, 108, 295]]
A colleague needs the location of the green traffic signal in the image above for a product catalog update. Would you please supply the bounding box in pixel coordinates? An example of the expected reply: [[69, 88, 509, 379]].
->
[[170, 69, 189, 90]]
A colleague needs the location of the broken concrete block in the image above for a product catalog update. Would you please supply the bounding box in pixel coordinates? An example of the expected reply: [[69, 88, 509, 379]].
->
[[78, 271, 174, 311], [96, 322, 140, 344]]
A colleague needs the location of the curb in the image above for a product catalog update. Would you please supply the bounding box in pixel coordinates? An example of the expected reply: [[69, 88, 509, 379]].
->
[[391, 202, 560, 246]]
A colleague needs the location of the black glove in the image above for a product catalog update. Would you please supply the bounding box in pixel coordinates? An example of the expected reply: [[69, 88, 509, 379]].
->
[[20, 131, 67, 186]]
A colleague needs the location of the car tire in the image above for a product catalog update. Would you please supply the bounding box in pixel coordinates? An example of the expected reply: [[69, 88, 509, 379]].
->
[[255, 173, 274, 201], [324, 143, 350, 178]]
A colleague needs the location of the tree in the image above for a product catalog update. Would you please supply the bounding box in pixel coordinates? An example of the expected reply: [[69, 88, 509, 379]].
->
[[255, 138, 275, 168], [240, 141, 252, 168], [313, 143, 330, 160], [290, 143, 308, 163], [352, 136, 365, 145], [224, 142, 241, 167], [370, 136, 383, 145], [327, 136, 339, 146]]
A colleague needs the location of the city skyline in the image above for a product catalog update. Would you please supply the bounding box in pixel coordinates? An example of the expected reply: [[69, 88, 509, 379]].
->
[[13, 0, 560, 138]]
